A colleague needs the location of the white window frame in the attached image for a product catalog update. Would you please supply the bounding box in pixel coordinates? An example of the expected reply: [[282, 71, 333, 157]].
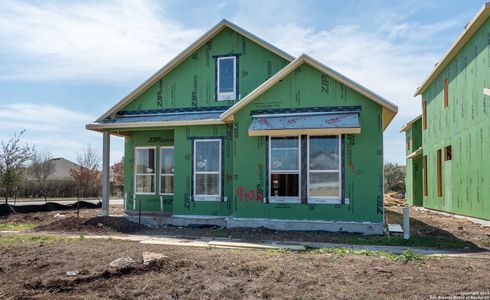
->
[[134, 146, 156, 195], [216, 56, 237, 101], [193, 139, 222, 201], [268, 136, 301, 204], [306, 135, 342, 204], [159, 146, 174, 196]]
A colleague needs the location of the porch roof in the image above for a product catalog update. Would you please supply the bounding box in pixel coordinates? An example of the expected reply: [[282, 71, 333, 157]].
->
[[86, 109, 226, 130], [407, 147, 423, 159], [248, 106, 361, 136]]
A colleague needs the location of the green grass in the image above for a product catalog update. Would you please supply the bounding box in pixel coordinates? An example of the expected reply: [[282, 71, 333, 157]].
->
[[327, 234, 476, 250], [306, 247, 425, 262], [0, 234, 84, 244], [0, 223, 38, 231]]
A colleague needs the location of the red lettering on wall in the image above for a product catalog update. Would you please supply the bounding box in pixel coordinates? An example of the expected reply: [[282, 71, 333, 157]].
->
[[236, 187, 263, 202]]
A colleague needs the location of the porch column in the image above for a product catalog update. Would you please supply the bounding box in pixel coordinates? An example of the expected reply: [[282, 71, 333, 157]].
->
[[101, 131, 110, 216]]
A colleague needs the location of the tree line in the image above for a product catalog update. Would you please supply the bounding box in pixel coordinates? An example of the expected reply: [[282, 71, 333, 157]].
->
[[0, 131, 124, 203]]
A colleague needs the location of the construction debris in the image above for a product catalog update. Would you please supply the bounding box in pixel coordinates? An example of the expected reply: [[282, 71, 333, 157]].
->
[[384, 192, 406, 207], [142, 252, 167, 266], [109, 257, 134, 268]]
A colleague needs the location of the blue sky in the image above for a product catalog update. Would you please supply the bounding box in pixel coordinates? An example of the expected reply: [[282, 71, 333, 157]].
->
[[0, 0, 484, 165]]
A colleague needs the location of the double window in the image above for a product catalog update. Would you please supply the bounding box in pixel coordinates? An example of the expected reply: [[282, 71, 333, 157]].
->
[[134, 146, 174, 195], [194, 139, 222, 201], [269, 136, 342, 204], [217, 56, 237, 101]]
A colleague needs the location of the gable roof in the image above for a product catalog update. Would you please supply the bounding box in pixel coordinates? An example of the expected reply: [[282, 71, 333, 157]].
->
[[400, 115, 422, 132], [95, 19, 294, 122], [221, 54, 398, 131], [415, 2, 490, 96]]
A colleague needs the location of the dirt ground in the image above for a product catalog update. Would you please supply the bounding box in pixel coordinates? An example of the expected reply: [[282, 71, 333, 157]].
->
[[0, 237, 489, 299], [385, 206, 490, 248], [1, 202, 490, 298], [1, 203, 490, 249]]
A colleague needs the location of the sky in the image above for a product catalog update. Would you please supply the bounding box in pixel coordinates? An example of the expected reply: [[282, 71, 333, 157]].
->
[[0, 0, 485, 165]]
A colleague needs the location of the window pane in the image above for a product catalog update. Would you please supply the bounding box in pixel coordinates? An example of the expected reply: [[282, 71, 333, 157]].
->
[[270, 173, 299, 197], [309, 136, 339, 170], [136, 148, 155, 174], [160, 148, 174, 174], [160, 175, 173, 194], [271, 137, 299, 171], [136, 175, 154, 193], [195, 141, 220, 172], [309, 172, 339, 197], [219, 58, 235, 93], [196, 174, 220, 196]]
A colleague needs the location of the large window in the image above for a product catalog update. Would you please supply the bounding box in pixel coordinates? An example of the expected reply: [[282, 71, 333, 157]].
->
[[308, 136, 341, 203], [160, 147, 174, 195], [194, 139, 221, 200], [135, 147, 156, 194], [217, 56, 237, 101], [269, 137, 300, 203]]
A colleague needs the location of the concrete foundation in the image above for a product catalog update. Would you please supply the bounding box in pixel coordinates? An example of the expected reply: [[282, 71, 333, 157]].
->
[[126, 213, 384, 235]]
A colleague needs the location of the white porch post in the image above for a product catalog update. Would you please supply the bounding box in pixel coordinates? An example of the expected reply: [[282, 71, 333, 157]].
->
[[101, 131, 110, 216]]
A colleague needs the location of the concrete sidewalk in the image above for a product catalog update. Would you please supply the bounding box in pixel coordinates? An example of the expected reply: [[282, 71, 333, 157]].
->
[[2, 230, 489, 258]]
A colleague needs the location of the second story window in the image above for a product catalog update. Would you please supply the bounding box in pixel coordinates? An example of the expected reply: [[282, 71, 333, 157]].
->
[[217, 56, 237, 101]]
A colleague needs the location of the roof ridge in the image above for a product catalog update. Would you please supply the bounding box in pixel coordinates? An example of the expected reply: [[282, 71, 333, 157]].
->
[[92, 19, 294, 123]]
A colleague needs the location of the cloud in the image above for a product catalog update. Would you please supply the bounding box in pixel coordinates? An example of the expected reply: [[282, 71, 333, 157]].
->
[[0, 0, 201, 82], [0, 0, 470, 164], [0, 103, 124, 163]]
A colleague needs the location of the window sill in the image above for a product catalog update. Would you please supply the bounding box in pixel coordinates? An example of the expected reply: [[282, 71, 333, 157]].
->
[[135, 192, 156, 195], [307, 198, 349, 205], [194, 196, 221, 202], [269, 198, 301, 204], [160, 193, 174, 196]]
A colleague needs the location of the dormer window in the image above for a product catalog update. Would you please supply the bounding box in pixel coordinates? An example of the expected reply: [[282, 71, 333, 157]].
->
[[216, 56, 237, 101]]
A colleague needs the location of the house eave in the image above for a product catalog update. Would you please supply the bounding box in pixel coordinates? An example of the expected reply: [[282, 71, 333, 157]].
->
[[94, 19, 294, 123], [400, 115, 422, 132], [221, 54, 398, 130], [86, 119, 226, 131], [414, 3, 490, 97]]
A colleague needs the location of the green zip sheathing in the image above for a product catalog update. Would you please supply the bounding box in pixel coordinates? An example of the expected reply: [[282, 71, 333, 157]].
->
[[420, 18, 490, 220], [119, 27, 385, 223], [405, 118, 423, 206], [120, 27, 289, 112], [231, 63, 384, 223]]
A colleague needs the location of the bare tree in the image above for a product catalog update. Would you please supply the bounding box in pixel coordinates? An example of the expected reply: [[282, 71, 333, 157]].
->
[[111, 156, 124, 189], [69, 144, 101, 199], [0, 131, 33, 203], [30, 150, 55, 203]]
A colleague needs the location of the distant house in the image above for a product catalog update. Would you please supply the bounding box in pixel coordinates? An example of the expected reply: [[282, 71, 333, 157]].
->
[[403, 3, 490, 221], [87, 19, 398, 233], [26, 158, 79, 182]]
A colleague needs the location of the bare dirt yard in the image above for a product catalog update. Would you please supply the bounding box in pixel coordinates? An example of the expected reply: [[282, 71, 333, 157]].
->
[[1, 200, 490, 298], [0, 236, 489, 299]]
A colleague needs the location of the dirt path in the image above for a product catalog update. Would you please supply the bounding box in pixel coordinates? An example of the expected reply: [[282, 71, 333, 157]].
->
[[0, 237, 489, 299]]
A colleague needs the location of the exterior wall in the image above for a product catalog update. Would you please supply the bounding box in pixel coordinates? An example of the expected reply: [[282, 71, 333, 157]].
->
[[118, 26, 385, 225], [120, 27, 289, 112], [123, 130, 174, 212], [421, 18, 490, 220], [405, 118, 423, 206], [232, 63, 384, 223]]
